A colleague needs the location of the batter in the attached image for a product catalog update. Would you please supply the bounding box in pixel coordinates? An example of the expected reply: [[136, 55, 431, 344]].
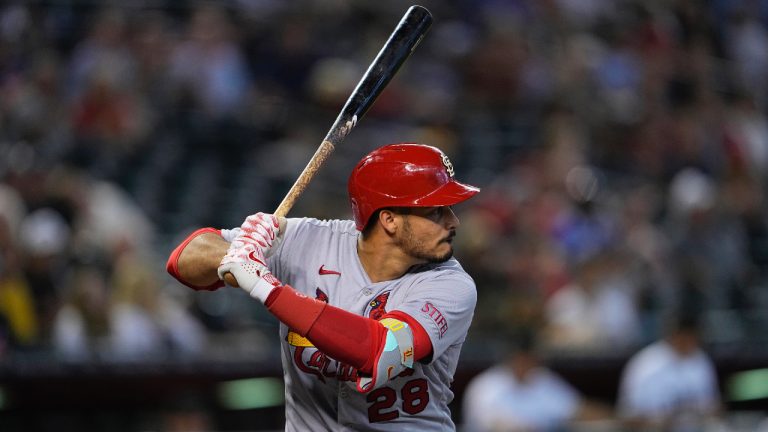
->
[[168, 143, 480, 430]]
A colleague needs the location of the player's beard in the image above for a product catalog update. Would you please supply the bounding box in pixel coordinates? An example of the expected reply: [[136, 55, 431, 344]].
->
[[397, 217, 454, 264]]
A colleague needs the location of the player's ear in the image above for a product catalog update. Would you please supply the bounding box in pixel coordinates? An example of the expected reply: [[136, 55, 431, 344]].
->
[[378, 208, 399, 235]]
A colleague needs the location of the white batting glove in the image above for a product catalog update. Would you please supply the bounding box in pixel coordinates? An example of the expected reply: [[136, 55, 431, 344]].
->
[[217, 238, 282, 303], [239, 212, 282, 257]]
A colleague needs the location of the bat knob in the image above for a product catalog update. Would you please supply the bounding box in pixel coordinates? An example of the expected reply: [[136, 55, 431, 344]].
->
[[223, 272, 240, 288]]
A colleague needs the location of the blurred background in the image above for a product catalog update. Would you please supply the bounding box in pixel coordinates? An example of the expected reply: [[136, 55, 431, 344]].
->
[[1, 0, 767, 431]]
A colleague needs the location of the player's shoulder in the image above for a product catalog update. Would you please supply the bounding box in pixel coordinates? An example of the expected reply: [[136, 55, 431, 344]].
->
[[285, 217, 357, 238], [414, 258, 475, 285], [407, 258, 477, 301]]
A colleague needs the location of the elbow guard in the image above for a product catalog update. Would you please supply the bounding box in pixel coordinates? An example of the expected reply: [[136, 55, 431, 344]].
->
[[356, 318, 415, 393]]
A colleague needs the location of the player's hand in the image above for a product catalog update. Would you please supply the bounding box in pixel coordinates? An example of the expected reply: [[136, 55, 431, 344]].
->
[[239, 212, 282, 257], [217, 236, 282, 303]]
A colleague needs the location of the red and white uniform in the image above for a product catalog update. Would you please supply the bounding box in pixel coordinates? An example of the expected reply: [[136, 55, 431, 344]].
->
[[222, 217, 476, 431]]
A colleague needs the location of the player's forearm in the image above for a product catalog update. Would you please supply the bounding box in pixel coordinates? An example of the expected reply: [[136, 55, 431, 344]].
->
[[179, 232, 229, 284], [265, 285, 431, 372], [167, 228, 229, 289]]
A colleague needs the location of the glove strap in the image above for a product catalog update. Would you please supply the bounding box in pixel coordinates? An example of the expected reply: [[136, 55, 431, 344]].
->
[[247, 273, 281, 303]]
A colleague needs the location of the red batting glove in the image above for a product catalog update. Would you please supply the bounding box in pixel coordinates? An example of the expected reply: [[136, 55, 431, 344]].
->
[[239, 213, 281, 256]]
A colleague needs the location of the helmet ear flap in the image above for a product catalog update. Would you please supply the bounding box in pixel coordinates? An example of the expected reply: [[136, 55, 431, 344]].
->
[[348, 143, 480, 231]]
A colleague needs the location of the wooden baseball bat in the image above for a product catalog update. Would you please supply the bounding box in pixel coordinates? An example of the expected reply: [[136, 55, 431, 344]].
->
[[225, 5, 433, 286], [274, 5, 432, 217]]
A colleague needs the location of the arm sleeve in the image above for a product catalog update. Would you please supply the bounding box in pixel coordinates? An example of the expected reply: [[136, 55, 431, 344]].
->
[[393, 270, 477, 362], [166, 227, 225, 291], [264, 285, 431, 374]]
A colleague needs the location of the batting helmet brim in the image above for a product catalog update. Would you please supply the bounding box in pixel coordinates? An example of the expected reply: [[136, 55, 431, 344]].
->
[[411, 179, 480, 206]]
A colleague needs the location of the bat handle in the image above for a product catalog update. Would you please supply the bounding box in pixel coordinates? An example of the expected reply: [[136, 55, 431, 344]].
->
[[224, 272, 238, 287], [274, 139, 337, 217], [223, 139, 337, 288]]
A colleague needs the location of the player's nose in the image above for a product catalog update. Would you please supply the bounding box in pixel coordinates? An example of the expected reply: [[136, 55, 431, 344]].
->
[[444, 207, 459, 230]]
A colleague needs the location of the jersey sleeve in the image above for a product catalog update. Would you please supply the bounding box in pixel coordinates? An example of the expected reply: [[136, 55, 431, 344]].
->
[[392, 268, 477, 362], [166, 227, 224, 291]]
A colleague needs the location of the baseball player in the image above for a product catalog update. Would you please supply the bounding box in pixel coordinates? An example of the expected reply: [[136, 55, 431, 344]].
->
[[167, 143, 480, 430]]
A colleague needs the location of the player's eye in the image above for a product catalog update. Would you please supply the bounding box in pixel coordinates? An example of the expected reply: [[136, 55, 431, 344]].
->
[[413, 206, 443, 221], [433, 207, 452, 221]]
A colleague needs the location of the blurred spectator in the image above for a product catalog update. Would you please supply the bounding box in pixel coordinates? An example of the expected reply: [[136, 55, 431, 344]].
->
[[619, 184, 678, 335], [0, 181, 26, 234], [0, 214, 38, 351], [542, 251, 641, 352], [167, 4, 250, 118], [53, 247, 206, 361], [77, 174, 155, 253], [617, 311, 723, 431], [66, 8, 136, 100], [724, 9, 768, 109], [18, 207, 71, 342], [550, 165, 619, 265], [109, 243, 206, 360], [66, 8, 152, 176], [665, 168, 751, 312], [722, 172, 768, 281], [724, 91, 768, 180], [463, 328, 612, 432], [52, 263, 112, 359]]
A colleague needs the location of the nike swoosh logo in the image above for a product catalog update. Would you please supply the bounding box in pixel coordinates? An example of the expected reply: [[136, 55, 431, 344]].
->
[[247, 250, 266, 266], [318, 265, 341, 276]]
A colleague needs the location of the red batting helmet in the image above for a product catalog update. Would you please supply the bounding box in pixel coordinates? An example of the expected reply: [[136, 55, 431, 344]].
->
[[348, 143, 480, 231]]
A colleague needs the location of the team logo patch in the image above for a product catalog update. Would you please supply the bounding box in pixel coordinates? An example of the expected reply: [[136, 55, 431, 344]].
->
[[315, 288, 328, 303], [421, 302, 448, 338], [365, 291, 390, 320], [441, 154, 455, 177]]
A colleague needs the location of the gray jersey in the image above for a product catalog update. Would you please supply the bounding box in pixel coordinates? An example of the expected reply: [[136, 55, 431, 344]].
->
[[263, 217, 477, 431]]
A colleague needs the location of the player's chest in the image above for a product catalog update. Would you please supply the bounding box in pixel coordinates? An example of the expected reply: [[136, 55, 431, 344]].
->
[[309, 276, 404, 320], [293, 260, 411, 318]]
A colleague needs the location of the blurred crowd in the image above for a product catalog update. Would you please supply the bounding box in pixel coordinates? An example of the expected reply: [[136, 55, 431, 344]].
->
[[1, 0, 768, 417]]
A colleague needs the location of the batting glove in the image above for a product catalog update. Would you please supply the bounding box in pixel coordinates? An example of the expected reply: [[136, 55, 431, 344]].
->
[[239, 212, 282, 257], [217, 237, 282, 303]]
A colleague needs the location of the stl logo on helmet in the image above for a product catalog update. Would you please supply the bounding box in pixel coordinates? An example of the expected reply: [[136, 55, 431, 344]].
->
[[441, 154, 455, 178]]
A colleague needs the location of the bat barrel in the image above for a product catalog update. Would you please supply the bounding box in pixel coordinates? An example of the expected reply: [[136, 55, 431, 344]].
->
[[327, 5, 433, 144]]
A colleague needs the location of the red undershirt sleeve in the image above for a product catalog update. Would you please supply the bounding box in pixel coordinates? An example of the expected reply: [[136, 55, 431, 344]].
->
[[166, 227, 225, 291], [265, 285, 433, 374]]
